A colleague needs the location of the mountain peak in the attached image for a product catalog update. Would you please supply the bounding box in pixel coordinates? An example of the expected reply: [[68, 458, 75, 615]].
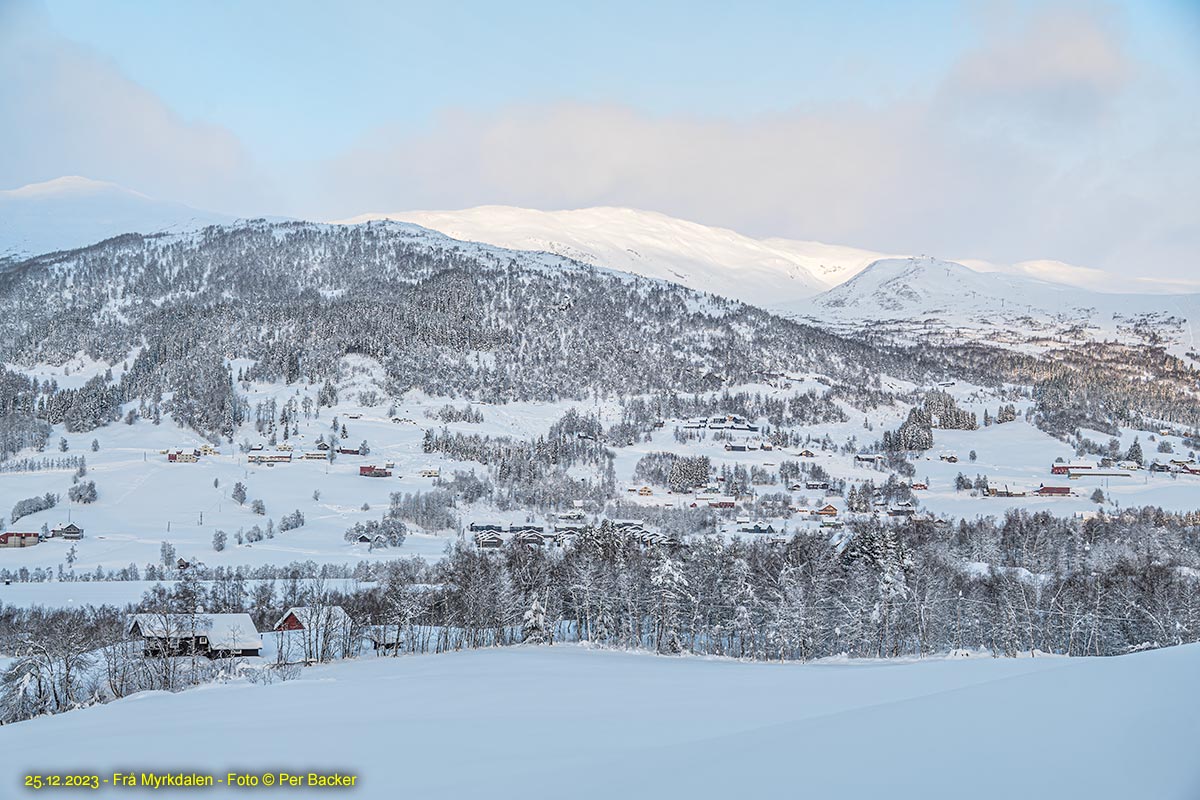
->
[[1, 175, 147, 199], [0, 175, 235, 259]]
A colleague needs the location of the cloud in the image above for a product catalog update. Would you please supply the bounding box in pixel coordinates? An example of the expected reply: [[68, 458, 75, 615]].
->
[[0, 0, 271, 214], [941, 2, 1131, 126], [311, 2, 1197, 282]]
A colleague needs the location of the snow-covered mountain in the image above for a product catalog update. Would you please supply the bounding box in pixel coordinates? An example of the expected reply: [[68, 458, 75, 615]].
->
[[0, 176, 237, 260], [337, 205, 893, 311], [808, 256, 1200, 353]]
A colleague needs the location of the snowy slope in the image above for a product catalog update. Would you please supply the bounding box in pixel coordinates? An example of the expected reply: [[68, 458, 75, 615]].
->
[[2, 644, 1198, 799], [808, 256, 1200, 352], [0, 177, 237, 260], [337, 205, 893, 311]]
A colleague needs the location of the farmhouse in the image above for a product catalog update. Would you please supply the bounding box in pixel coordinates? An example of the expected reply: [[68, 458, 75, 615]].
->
[[167, 451, 198, 463], [855, 454, 883, 465], [469, 522, 504, 533], [739, 522, 776, 534], [127, 613, 262, 658], [338, 447, 361, 456], [301, 451, 329, 460], [798, 449, 816, 458], [1035, 485, 1072, 497], [637, 486, 653, 496], [805, 481, 830, 491], [316, 441, 331, 451], [51, 523, 84, 540], [724, 443, 747, 452], [419, 468, 441, 478], [707, 497, 736, 509], [911, 483, 928, 491], [816, 504, 839, 517], [1052, 463, 1093, 475], [0, 531, 39, 548]]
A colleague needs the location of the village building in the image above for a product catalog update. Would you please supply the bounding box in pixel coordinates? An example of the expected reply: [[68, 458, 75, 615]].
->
[[0, 531, 39, 548], [474, 530, 504, 549], [816, 504, 839, 517], [1035, 485, 1072, 497], [51, 523, 84, 540], [364, 625, 403, 652], [273, 606, 355, 662], [127, 613, 262, 658], [513, 530, 547, 547]]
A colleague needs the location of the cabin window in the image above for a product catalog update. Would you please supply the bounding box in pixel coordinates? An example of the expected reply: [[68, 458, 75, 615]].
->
[[198, 636, 207, 644]]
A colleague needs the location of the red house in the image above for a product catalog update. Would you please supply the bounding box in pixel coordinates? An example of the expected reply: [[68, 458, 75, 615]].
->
[[1036, 485, 1071, 496], [359, 465, 392, 477], [1052, 464, 1091, 475], [0, 531, 39, 548]]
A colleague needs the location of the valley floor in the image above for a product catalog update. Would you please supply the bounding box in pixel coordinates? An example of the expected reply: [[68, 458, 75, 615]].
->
[[2, 644, 1198, 799]]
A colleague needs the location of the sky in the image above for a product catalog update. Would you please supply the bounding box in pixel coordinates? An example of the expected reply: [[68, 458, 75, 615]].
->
[[0, 0, 1197, 281]]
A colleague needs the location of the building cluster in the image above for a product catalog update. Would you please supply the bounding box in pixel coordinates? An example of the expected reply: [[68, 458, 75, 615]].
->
[[1, 523, 84, 548]]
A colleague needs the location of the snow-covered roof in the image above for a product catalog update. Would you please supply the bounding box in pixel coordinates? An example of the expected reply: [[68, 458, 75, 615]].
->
[[127, 613, 261, 651], [273, 606, 352, 632]]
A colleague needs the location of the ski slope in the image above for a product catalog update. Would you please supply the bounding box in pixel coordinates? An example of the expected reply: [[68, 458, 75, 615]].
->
[[1, 644, 1197, 799]]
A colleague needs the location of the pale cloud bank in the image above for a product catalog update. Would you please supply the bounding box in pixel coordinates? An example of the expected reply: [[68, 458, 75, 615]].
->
[[1, 0, 1196, 285]]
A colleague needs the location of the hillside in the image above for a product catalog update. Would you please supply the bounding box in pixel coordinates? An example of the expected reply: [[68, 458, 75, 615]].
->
[[2, 645, 1198, 799], [0, 219, 947, 420], [339, 205, 893, 312], [0, 177, 236, 260]]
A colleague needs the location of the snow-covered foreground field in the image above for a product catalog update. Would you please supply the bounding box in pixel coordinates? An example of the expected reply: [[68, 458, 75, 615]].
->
[[3, 644, 1198, 800]]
